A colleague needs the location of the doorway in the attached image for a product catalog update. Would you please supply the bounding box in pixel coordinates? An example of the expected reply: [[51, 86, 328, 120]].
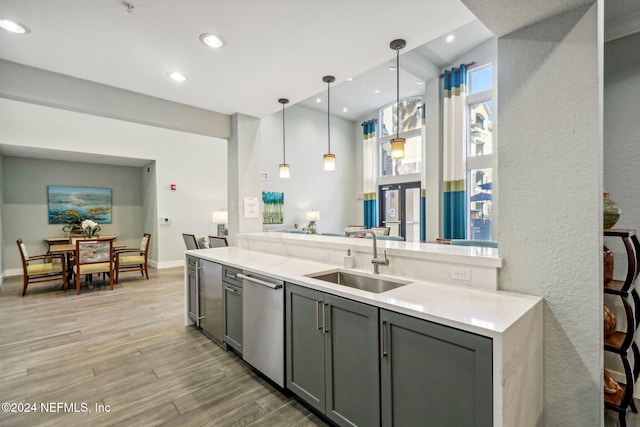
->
[[379, 182, 421, 242]]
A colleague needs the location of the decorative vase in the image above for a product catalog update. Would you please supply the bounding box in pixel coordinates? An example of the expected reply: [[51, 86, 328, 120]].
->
[[604, 368, 623, 394], [603, 192, 621, 229], [603, 246, 614, 285], [604, 305, 616, 338]]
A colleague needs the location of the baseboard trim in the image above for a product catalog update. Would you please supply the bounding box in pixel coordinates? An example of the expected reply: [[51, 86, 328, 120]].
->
[[3, 268, 23, 278], [150, 260, 184, 269]]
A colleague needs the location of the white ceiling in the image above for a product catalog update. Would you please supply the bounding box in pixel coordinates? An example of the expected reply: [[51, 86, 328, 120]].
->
[[0, 0, 479, 121], [0, 0, 638, 166]]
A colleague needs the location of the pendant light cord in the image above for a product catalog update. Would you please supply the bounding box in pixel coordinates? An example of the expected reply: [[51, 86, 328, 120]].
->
[[327, 80, 331, 154], [282, 102, 286, 164], [396, 46, 400, 139]]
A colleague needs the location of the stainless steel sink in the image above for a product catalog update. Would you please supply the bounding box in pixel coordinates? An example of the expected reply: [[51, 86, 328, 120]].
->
[[306, 270, 410, 294]]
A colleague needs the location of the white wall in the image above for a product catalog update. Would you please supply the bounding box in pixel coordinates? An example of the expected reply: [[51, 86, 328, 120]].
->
[[0, 98, 227, 268], [497, 4, 602, 425], [259, 105, 360, 233]]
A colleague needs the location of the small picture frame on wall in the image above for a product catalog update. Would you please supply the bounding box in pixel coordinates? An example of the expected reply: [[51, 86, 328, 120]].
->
[[48, 185, 112, 224]]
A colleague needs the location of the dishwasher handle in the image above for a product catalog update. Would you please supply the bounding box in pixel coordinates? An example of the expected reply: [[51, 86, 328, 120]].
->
[[237, 273, 283, 289]]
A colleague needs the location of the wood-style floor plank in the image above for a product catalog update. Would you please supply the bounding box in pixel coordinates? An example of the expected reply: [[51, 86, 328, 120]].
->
[[3, 265, 634, 426], [0, 268, 328, 427]]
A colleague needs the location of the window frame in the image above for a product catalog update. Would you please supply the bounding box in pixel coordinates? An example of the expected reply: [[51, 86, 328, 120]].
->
[[378, 96, 424, 178]]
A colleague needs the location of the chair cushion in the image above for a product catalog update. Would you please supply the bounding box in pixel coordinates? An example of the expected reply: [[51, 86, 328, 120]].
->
[[75, 262, 111, 275], [140, 236, 149, 251], [119, 255, 145, 266], [20, 242, 29, 259], [27, 263, 63, 275], [197, 236, 210, 248]]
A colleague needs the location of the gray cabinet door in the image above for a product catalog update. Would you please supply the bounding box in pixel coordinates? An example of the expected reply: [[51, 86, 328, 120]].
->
[[380, 309, 493, 427], [285, 283, 325, 413], [223, 283, 243, 353], [324, 293, 380, 427], [200, 260, 223, 344], [186, 256, 199, 324]]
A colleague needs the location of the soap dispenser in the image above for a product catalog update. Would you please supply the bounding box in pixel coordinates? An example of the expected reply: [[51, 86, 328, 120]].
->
[[344, 249, 355, 269]]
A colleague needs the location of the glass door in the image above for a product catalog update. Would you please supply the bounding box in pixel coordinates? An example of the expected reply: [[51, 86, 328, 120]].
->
[[379, 182, 421, 242]]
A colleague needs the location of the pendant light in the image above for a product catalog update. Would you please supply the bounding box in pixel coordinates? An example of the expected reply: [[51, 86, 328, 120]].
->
[[322, 75, 336, 171], [390, 39, 406, 160], [278, 98, 290, 178]]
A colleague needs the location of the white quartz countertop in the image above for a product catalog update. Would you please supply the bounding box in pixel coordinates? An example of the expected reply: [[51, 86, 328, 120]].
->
[[239, 232, 503, 268], [186, 247, 541, 338]]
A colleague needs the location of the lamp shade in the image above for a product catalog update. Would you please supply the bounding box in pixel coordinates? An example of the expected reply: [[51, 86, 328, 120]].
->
[[279, 163, 290, 178], [390, 137, 406, 159], [323, 153, 336, 171], [306, 210, 320, 222], [212, 210, 228, 224]]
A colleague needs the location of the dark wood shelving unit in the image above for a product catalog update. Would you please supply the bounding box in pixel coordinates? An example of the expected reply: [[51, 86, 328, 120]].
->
[[604, 229, 640, 427]]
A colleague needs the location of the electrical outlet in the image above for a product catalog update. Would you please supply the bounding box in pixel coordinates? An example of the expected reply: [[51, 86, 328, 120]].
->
[[450, 267, 471, 281], [320, 251, 330, 261], [159, 216, 171, 225]]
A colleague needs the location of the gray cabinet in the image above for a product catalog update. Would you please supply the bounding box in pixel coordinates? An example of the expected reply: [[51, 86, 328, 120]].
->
[[222, 265, 243, 354], [286, 283, 380, 427], [223, 266, 243, 353], [200, 259, 223, 345], [380, 309, 493, 427], [186, 255, 199, 324]]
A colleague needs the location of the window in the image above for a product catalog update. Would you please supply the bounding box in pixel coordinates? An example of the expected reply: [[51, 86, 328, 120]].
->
[[379, 97, 423, 176], [466, 64, 495, 240]]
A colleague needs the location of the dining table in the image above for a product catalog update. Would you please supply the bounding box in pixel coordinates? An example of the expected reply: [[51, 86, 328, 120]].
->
[[49, 240, 126, 287]]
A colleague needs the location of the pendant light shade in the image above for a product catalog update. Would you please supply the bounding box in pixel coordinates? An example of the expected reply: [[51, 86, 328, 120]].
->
[[322, 75, 336, 171], [390, 39, 406, 160], [278, 98, 290, 178]]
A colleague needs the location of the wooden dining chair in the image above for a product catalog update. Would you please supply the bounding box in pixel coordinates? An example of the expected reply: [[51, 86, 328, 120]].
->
[[73, 239, 114, 294], [371, 226, 391, 236], [182, 233, 199, 250], [16, 239, 67, 296], [345, 225, 366, 237], [208, 236, 229, 248], [114, 233, 151, 284]]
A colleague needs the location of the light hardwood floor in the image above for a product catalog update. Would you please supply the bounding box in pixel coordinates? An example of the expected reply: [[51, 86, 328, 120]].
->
[[2, 268, 639, 426], [0, 268, 328, 427]]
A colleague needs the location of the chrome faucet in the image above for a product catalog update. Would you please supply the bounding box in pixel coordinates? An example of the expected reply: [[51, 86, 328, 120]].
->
[[345, 229, 389, 274]]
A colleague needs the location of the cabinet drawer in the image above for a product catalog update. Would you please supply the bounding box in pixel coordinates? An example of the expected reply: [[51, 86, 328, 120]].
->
[[186, 255, 199, 269], [223, 265, 242, 286]]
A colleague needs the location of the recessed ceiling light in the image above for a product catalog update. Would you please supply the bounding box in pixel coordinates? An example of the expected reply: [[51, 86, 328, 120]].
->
[[389, 66, 397, 71], [347, 77, 353, 82], [416, 81, 424, 85], [199, 33, 225, 48], [446, 34, 455, 43], [315, 98, 322, 103], [342, 107, 349, 113], [374, 90, 381, 94], [168, 71, 187, 82], [0, 17, 30, 34]]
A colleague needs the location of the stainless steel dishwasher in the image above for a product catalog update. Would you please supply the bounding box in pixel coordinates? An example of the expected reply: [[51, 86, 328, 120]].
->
[[239, 271, 285, 387]]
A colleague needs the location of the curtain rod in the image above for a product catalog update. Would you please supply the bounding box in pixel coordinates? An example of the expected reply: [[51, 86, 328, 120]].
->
[[361, 118, 378, 126], [439, 61, 476, 78]]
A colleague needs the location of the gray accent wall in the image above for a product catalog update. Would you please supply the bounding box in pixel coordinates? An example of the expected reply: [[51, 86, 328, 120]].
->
[[0, 154, 3, 281], [2, 156, 144, 271]]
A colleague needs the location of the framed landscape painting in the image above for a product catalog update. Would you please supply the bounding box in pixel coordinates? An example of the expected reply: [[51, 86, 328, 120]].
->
[[48, 186, 112, 224]]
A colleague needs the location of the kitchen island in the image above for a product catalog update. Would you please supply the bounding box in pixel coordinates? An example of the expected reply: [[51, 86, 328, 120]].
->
[[185, 233, 542, 427]]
